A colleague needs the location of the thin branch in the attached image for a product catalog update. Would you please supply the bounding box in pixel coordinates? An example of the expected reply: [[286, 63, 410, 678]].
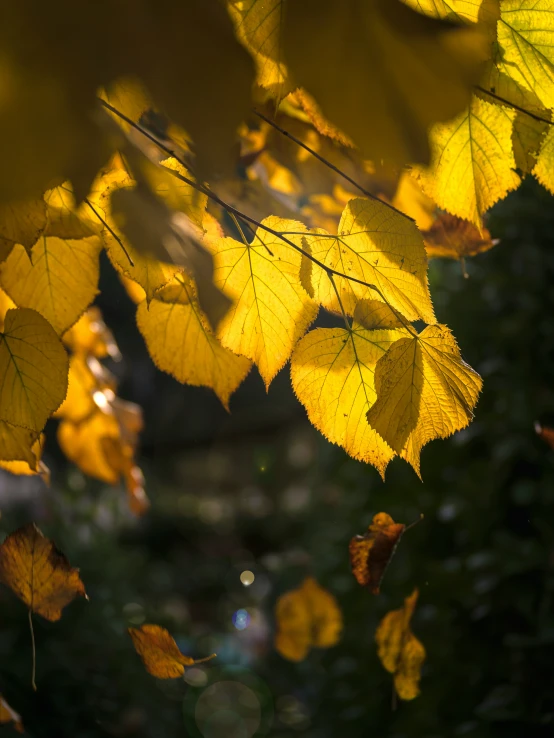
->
[[84, 198, 135, 267], [254, 108, 413, 221], [476, 85, 553, 125], [327, 271, 352, 332], [29, 609, 37, 691]]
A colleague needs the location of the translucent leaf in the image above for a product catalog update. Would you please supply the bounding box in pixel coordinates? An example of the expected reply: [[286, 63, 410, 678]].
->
[[422, 213, 498, 260], [0, 198, 47, 260], [129, 624, 215, 679], [0, 236, 102, 334], [366, 324, 482, 476], [210, 218, 318, 387], [533, 127, 554, 195], [137, 276, 251, 409], [0, 308, 68, 432]]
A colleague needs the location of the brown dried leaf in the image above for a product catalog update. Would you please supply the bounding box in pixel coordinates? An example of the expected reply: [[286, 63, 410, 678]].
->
[[422, 213, 498, 260], [349, 512, 406, 593], [129, 624, 215, 679], [0, 695, 24, 733]]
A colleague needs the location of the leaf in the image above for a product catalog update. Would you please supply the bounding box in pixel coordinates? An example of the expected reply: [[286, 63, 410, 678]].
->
[[402, 0, 499, 44], [0, 236, 102, 334], [228, 0, 291, 98], [497, 0, 554, 110], [44, 184, 101, 239], [304, 197, 435, 323], [512, 110, 551, 175], [0, 308, 68, 432], [282, 0, 484, 165], [0, 695, 24, 733], [376, 588, 426, 700], [0, 198, 47, 260], [137, 276, 251, 409], [54, 355, 115, 424], [535, 422, 554, 450], [353, 300, 406, 330], [274, 577, 342, 662], [210, 218, 318, 387], [349, 513, 406, 593], [366, 324, 482, 476], [422, 213, 498, 260], [0, 423, 39, 465], [62, 307, 121, 360], [291, 325, 405, 477], [0, 435, 47, 478], [129, 624, 215, 678], [533, 127, 554, 195], [391, 172, 436, 231], [414, 96, 521, 228], [0, 523, 87, 621]]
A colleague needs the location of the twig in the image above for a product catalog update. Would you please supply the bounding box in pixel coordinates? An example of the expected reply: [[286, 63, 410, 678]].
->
[[29, 609, 37, 691], [476, 85, 553, 125]]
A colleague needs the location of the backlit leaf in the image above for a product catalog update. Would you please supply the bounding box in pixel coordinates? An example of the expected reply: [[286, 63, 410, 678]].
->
[[0, 423, 39, 465], [533, 126, 554, 195], [366, 324, 482, 476], [0, 308, 68, 432], [0, 523, 87, 621], [422, 213, 498, 260], [0, 198, 47, 261], [402, 0, 499, 43], [349, 512, 406, 593], [129, 624, 215, 678], [137, 276, 251, 409], [376, 589, 425, 700], [282, 0, 484, 164], [0, 236, 102, 334], [305, 197, 435, 323], [275, 577, 342, 662], [62, 307, 121, 360], [0, 435, 46, 478], [291, 325, 405, 477], [210, 218, 318, 387], [415, 96, 520, 228], [44, 184, 101, 240]]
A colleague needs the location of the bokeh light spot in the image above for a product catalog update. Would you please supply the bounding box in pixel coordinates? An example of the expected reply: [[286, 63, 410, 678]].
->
[[240, 570, 255, 587]]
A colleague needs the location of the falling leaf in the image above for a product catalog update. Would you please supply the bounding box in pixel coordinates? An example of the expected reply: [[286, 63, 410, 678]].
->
[[349, 513, 406, 593], [415, 96, 520, 228], [0, 695, 24, 733], [282, 0, 484, 165], [376, 588, 426, 700], [422, 213, 498, 260], [291, 325, 405, 476], [366, 324, 482, 476], [137, 276, 251, 409], [0, 308, 69, 432], [129, 624, 215, 678], [535, 422, 554, 450], [0, 523, 87, 621], [304, 197, 435, 323], [210, 218, 318, 387], [0, 198, 47, 261], [275, 577, 342, 662], [0, 236, 102, 334]]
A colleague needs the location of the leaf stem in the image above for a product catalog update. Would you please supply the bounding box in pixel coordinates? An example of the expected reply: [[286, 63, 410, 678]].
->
[[28, 608, 37, 691], [476, 85, 553, 125]]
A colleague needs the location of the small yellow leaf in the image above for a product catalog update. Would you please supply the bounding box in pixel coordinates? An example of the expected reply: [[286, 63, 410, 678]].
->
[[129, 624, 215, 679], [366, 324, 482, 475], [0, 236, 102, 334], [291, 326, 405, 477], [210, 218, 318, 387], [0, 694, 24, 733], [0, 308, 68, 432], [0, 523, 87, 621], [275, 577, 342, 662], [415, 96, 520, 228], [376, 589, 425, 700], [0, 197, 47, 260], [137, 276, 251, 409], [282, 0, 484, 165], [305, 197, 435, 323]]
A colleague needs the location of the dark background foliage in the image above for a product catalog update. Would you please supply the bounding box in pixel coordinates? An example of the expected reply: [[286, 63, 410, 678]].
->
[[0, 179, 553, 737]]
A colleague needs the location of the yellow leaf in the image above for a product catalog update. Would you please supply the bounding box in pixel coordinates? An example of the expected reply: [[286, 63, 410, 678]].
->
[[44, 184, 101, 240], [62, 307, 121, 360], [533, 126, 554, 195], [54, 354, 115, 423], [402, 0, 499, 44], [497, 0, 554, 110], [275, 577, 342, 661], [376, 589, 425, 700], [0, 236, 102, 334], [0, 694, 24, 733], [391, 173, 436, 232], [291, 325, 405, 477], [422, 213, 498, 260], [0, 434, 45, 476], [137, 276, 251, 409], [305, 198, 435, 323], [119, 275, 147, 305], [0, 288, 16, 330], [282, 0, 484, 165], [210, 218, 318, 387], [366, 324, 482, 476], [353, 300, 406, 330], [0, 198, 47, 261], [0, 523, 87, 621], [0, 308, 68, 432], [228, 0, 291, 97], [512, 110, 551, 175], [415, 96, 520, 228], [129, 624, 215, 679], [0, 423, 39, 465]]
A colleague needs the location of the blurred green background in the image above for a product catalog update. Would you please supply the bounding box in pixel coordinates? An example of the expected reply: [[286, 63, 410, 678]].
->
[[1, 178, 554, 738]]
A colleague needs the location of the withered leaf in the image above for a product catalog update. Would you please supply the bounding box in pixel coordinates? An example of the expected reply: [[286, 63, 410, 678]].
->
[[274, 576, 342, 662], [0, 523, 87, 621], [129, 624, 215, 678], [536, 422, 554, 450], [422, 213, 498, 260], [375, 588, 426, 700], [0, 695, 24, 733], [349, 512, 406, 594]]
